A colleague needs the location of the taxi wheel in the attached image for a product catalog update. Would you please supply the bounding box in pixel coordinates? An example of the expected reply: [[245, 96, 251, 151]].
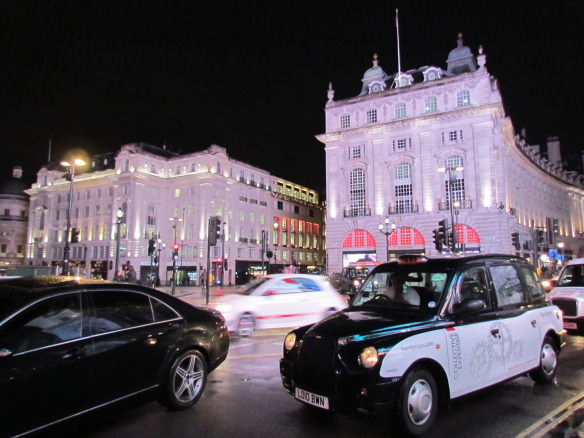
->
[[237, 314, 256, 337], [394, 368, 438, 436], [158, 349, 207, 410], [530, 336, 558, 383]]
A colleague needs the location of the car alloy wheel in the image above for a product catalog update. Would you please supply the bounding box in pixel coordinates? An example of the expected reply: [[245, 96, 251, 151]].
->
[[159, 349, 207, 410]]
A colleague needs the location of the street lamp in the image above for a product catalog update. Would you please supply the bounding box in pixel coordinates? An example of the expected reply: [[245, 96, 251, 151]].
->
[[453, 200, 461, 252], [438, 166, 464, 252], [61, 158, 86, 275], [378, 217, 397, 262], [113, 208, 124, 280]]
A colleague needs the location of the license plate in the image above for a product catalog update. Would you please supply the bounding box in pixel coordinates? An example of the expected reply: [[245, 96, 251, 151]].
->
[[564, 321, 578, 329], [295, 387, 329, 410]]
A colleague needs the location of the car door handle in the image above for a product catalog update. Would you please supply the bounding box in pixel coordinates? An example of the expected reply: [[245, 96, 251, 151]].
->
[[490, 328, 500, 338], [531, 320, 537, 328], [62, 346, 86, 361]]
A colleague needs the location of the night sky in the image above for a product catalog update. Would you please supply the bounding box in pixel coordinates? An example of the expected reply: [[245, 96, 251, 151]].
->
[[1, 1, 582, 195]]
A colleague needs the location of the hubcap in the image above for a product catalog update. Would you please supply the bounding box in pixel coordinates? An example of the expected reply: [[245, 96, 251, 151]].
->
[[541, 344, 557, 376], [174, 354, 204, 402], [238, 317, 254, 336], [407, 379, 433, 425]]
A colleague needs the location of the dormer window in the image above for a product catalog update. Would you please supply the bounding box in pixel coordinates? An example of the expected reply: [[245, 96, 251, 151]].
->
[[341, 114, 350, 129], [457, 90, 471, 107], [366, 109, 377, 124], [423, 67, 443, 82]]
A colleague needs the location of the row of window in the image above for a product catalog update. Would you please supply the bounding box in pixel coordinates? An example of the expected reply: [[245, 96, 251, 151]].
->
[[348, 156, 465, 215], [341, 90, 471, 129], [347, 130, 465, 160]]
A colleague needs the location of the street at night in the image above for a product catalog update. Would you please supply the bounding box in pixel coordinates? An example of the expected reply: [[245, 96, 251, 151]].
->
[[37, 316, 584, 438]]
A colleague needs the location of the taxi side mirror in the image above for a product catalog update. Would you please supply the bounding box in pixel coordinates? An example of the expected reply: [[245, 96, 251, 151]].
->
[[452, 298, 486, 318]]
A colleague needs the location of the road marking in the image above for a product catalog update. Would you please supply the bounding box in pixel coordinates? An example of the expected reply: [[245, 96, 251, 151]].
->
[[515, 391, 584, 438]]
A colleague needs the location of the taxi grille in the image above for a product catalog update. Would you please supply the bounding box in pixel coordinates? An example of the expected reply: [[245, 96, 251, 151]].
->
[[552, 298, 577, 317], [298, 335, 336, 391]]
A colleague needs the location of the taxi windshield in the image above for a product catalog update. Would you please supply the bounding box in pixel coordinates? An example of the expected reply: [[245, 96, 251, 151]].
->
[[557, 264, 584, 287], [351, 267, 451, 314]]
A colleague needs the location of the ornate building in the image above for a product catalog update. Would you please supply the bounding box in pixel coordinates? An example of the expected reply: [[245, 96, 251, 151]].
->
[[0, 167, 29, 268], [25, 143, 325, 284], [319, 35, 584, 274]]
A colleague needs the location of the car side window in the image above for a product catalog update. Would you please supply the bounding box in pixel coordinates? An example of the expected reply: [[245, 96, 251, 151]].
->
[[489, 265, 524, 307], [291, 277, 320, 291], [88, 291, 153, 335], [270, 277, 319, 295], [0, 294, 82, 354], [519, 266, 545, 302], [459, 266, 492, 310], [151, 297, 180, 321]]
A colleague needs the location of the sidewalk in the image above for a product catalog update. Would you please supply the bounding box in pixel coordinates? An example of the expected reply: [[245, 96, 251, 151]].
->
[[156, 285, 239, 306]]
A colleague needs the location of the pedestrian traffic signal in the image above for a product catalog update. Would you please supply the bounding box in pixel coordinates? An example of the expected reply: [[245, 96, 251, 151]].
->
[[148, 239, 156, 256], [208, 216, 222, 246], [511, 232, 520, 250], [172, 243, 179, 258], [536, 230, 545, 245], [71, 227, 80, 243]]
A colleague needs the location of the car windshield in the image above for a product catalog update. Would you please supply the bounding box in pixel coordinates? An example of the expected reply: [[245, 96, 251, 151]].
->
[[557, 264, 584, 287], [351, 267, 451, 314], [238, 277, 271, 295]]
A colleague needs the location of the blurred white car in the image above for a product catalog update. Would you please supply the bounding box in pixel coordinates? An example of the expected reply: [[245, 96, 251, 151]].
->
[[211, 274, 348, 336]]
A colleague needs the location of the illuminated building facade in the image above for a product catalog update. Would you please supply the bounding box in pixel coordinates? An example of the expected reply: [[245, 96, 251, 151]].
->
[[25, 143, 324, 284], [0, 167, 29, 267], [319, 35, 584, 274]]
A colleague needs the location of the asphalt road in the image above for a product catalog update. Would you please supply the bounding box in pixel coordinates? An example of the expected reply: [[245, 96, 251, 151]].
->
[[33, 289, 584, 438]]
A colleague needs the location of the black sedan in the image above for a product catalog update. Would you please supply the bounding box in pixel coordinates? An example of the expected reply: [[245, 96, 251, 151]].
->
[[0, 276, 229, 437]]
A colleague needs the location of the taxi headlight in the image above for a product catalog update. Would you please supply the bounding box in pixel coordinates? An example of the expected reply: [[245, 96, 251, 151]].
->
[[359, 346, 379, 368], [215, 303, 233, 313], [284, 333, 297, 351]]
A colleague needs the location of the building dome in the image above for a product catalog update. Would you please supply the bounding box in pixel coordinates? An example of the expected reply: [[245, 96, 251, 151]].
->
[[360, 54, 390, 95], [0, 167, 29, 198], [446, 33, 477, 75]]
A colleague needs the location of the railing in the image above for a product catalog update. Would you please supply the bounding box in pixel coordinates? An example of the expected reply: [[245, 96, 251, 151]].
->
[[343, 207, 372, 218]]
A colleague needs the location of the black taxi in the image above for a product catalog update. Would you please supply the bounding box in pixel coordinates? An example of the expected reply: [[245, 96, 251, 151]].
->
[[280, 255, 565, 436]]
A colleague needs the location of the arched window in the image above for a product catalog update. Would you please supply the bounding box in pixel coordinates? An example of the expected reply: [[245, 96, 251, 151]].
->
[[350, 168, 367, 216], [444, 156, 465, 208], [394, 162, 413, 214], [457, 90, 470, 107]]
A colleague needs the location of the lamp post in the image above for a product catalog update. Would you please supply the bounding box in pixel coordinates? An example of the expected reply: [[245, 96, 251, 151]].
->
[[453, 200, 461, 252], [61, 158, 86, 276], [378, 217, 396, 262], [439, 166, 463, 252], [113, 208, 124, 280], [156, 237, 165, 287], [169, 216, 183, 295]]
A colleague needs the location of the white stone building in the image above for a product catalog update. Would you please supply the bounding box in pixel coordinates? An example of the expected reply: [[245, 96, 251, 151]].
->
[[0, 167, 29, 267], [319, 35, 584, 275], [25, 143, 324, 284]]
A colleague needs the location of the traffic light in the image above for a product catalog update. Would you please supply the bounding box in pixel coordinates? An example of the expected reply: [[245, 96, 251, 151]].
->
[[511, 232, 520, 250], [438, 219, 449, 248], [536, 230, 545, 245], [432, 229, 441, 251], [208, 216, 221, 246], [224, 258, 228, 270], [71, 227, 80, 243], [148, 239, 156, 256], [552, 219, 559, 235], [172, 243, 179, 258]]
